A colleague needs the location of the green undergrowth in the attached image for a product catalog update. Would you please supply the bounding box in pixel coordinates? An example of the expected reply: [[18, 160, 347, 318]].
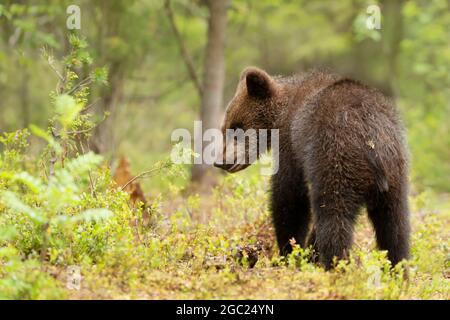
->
[[0, 145, 448, 299], [0, 36, 448, 300]]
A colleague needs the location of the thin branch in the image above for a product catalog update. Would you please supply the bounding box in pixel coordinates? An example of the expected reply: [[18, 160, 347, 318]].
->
[[41, 49, 63, 81], [79, 140, 96, 198], [120, 161, 172, 191], [48, 60, 65, 83], [164, 0, 203, 98], [120, 169, 156, 191], [66, 126, 96, 136], [65, 76, 92, 96], [49, 127, 58, 177], [42, 48, 65, 93], [8, 27, 22, 47], [40, 222, 49, 262], [54, 112, 107, 137], [80, 98, 101, 114], [125, 74, 188, 104]]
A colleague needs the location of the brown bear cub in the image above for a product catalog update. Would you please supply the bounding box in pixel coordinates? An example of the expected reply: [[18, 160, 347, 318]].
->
[[214, 67, 410, 270]]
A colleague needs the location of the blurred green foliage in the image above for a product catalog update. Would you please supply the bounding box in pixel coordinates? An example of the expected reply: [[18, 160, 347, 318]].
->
[[0, 0, 449, 300], [1, 0, 448, 191]]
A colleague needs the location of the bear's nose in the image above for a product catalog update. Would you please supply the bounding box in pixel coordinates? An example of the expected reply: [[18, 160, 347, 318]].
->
[[213, 161, 225, 169]]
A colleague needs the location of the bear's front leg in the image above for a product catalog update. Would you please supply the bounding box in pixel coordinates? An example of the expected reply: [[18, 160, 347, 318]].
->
[[271, 164, 311, 256]]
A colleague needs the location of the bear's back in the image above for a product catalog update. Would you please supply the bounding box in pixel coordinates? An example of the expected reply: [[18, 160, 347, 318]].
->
[[290, 75, 408, 194]]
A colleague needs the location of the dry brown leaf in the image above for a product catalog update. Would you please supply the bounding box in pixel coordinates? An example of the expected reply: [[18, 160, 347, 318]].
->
[[114, 156, 150, 226]]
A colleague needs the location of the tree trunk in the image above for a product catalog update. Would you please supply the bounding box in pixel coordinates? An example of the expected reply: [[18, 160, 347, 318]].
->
[[381, 0, 404, 97], [20, 67, 30, 128], [191, 0, 230, 185], [349, 0, 404, 98], [92, 68, 124, 158]]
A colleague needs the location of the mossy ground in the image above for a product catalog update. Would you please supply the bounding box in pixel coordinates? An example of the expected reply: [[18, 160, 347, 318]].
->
[[1, 153, 448, 300], [61, 175, 449, 300]]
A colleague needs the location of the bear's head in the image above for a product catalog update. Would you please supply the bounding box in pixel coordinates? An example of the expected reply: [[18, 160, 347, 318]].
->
[[213, 67, 281, 173]]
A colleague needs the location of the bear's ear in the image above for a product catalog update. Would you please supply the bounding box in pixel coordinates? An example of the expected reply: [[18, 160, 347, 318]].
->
[[243, 67, 275, 99]]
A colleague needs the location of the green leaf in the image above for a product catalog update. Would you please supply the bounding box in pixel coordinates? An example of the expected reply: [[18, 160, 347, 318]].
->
[[54, 209, 113, 224], [12, 171, 44, 193], [1, 191, 45, 224], [29, 124, 62, 154], [74, 208, 113, 222], [64, 152, 103, 176], [55, 94, 83, 127], [0, 226, 18, 242], [69, 34, 88, 49], [91, 67, 109, 85]]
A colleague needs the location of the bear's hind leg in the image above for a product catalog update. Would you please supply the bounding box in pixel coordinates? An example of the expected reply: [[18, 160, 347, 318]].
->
[[312, 190, 360, 270], [367, 185, 410, 266]]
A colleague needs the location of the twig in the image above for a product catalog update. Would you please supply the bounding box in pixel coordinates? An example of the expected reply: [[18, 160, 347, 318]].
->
[[53, 111, 107, 138], [49, 127, 58, 177], [125, 75, 188, 104], [120, 168, 159, 191], [48, 60, 65, 83], [40, 222, 49, 262], [164, 0, 203, 98], [67, 126, 96, 136], [42, 49, 66, 96], [42, 49, 65, 83], [120, 161, 172, 191], [80, 98, 100, 114], [8, 27, 22, 47], [78, 140, 96, 198], [66, 76, 92, 96]]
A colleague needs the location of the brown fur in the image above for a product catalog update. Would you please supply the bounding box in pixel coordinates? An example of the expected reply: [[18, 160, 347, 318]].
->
[[215, 67, 410, 269]]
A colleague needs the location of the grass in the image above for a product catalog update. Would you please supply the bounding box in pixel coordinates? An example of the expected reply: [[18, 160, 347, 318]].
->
[[0, 142, 448, 300], [49, 173, 450, 299]]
